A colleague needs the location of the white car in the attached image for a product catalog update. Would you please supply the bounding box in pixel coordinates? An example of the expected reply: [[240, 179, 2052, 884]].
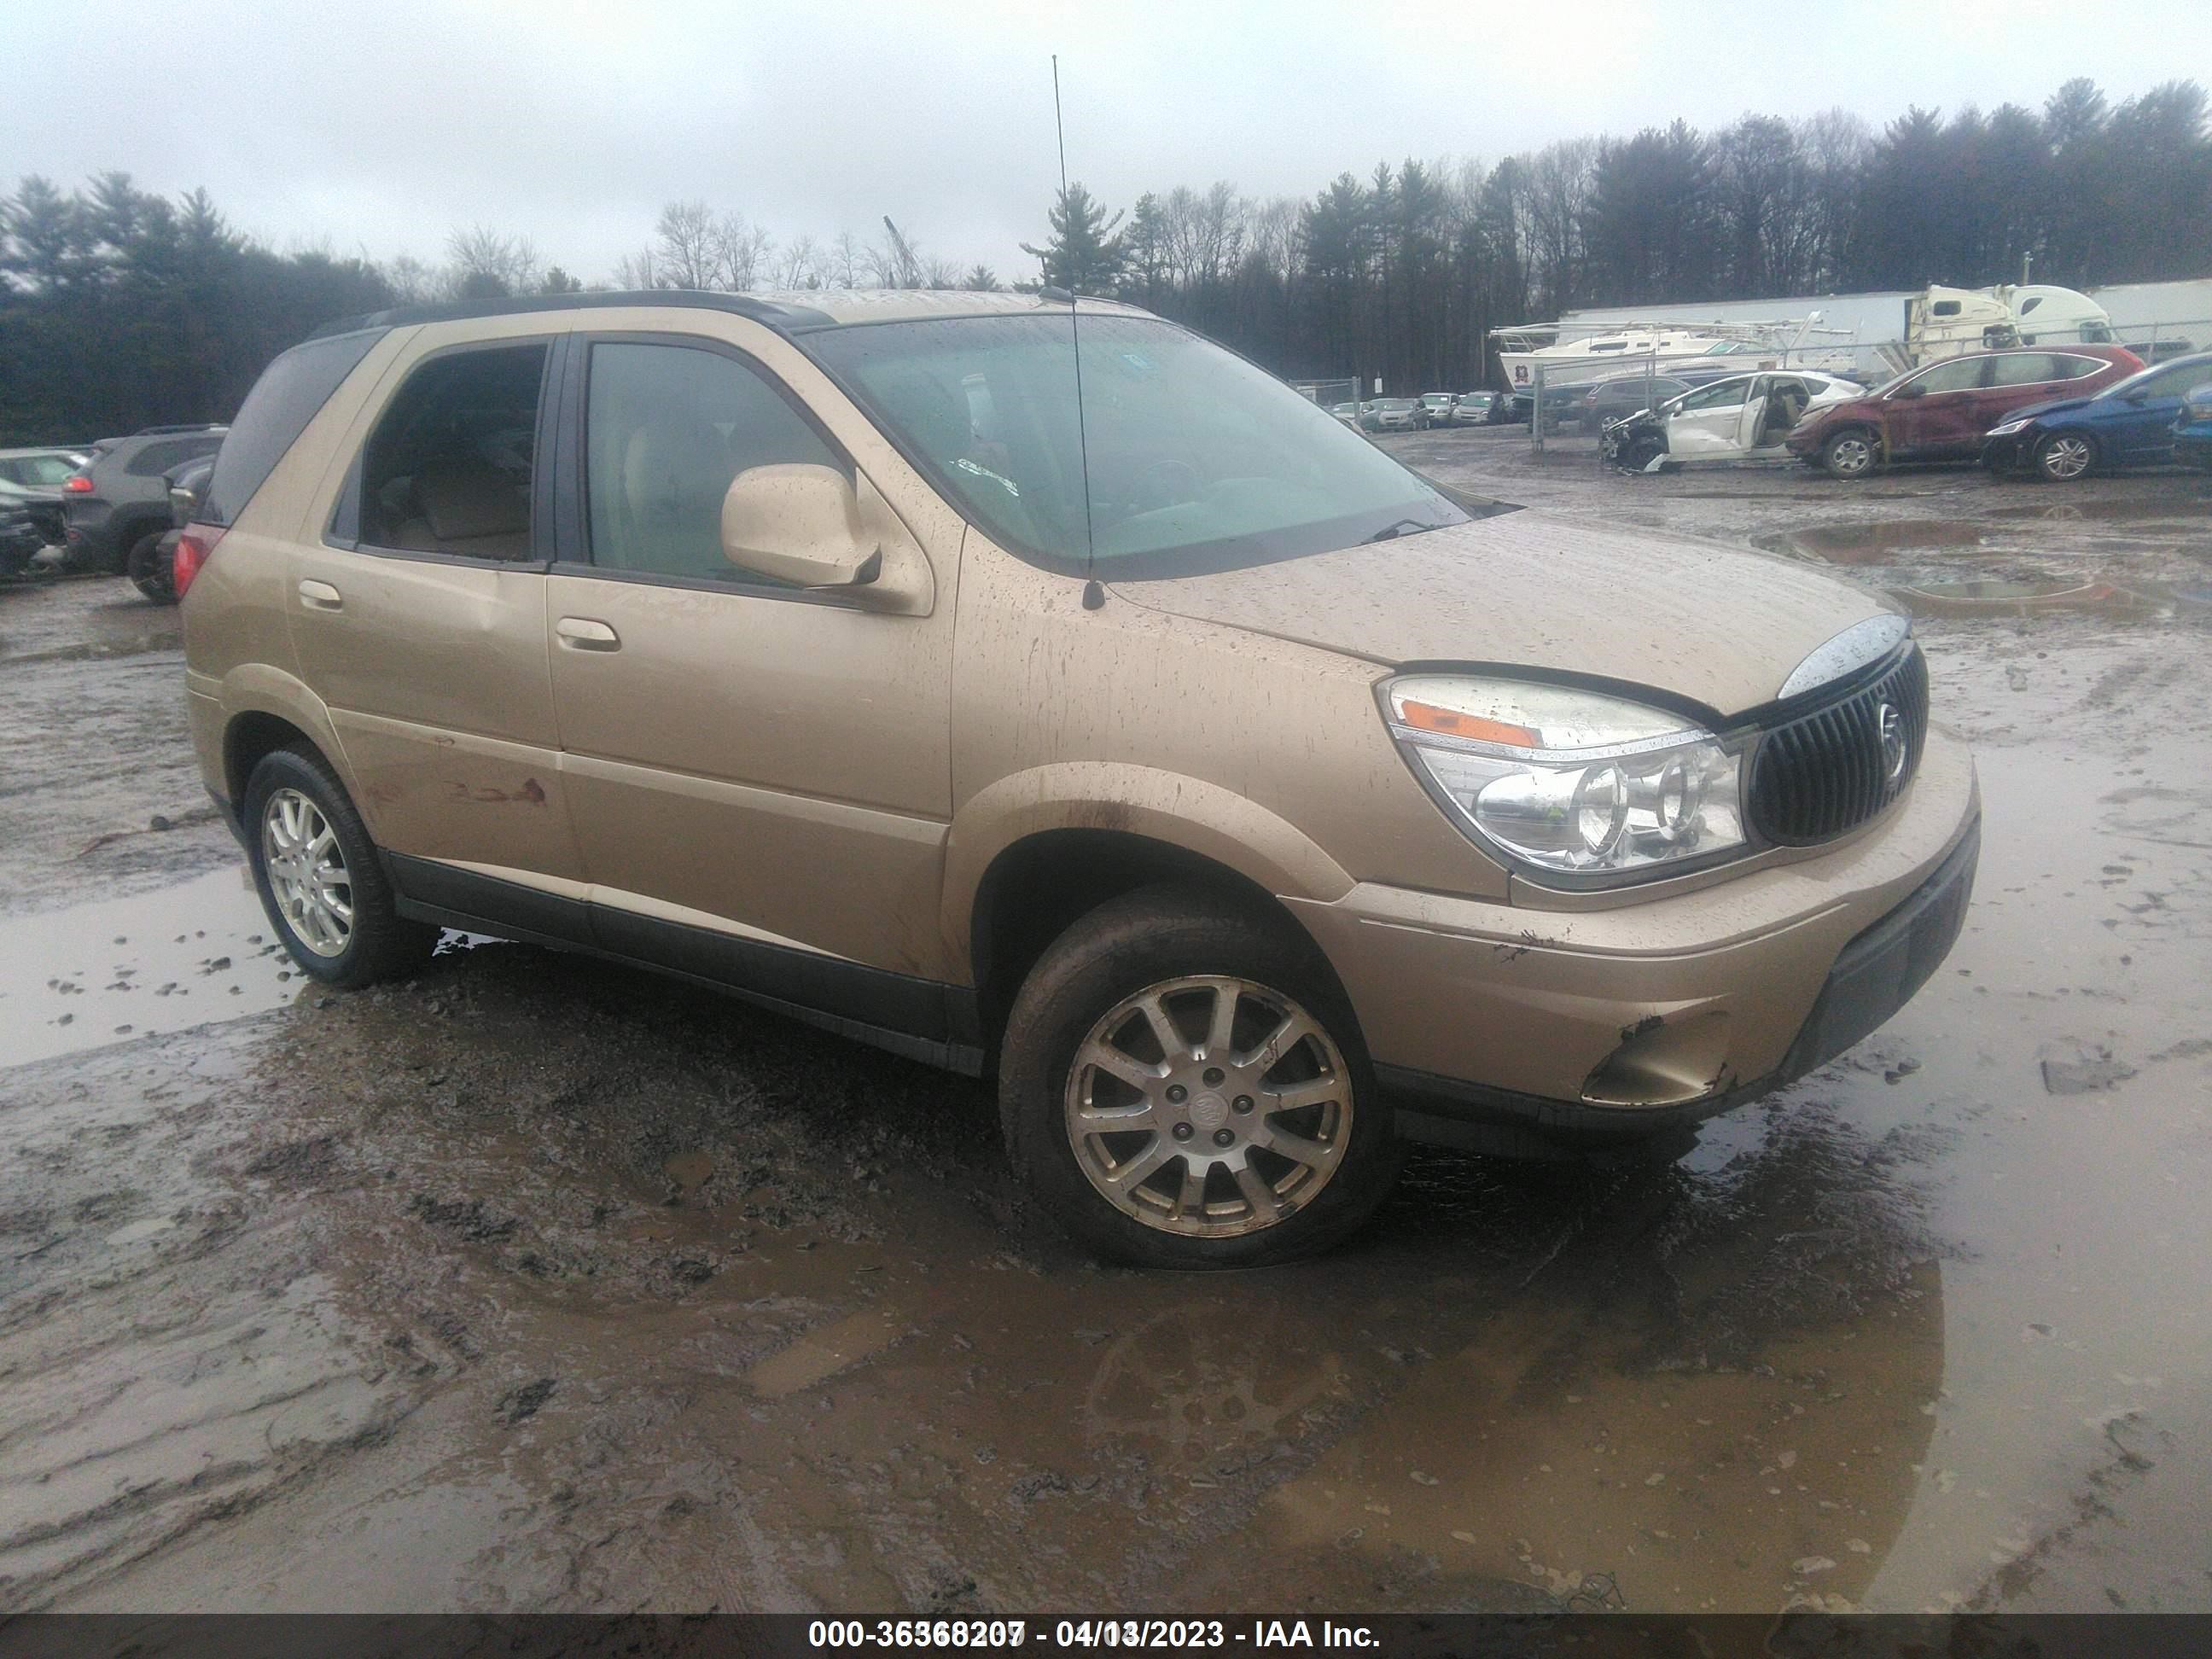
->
[[1603, 371, 1860, 469]]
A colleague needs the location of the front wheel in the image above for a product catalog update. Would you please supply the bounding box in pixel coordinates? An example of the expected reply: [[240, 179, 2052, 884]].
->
[[243, 745, 438, 988], [127, 531, 177, 603], [2034, 431, 2097, 482], [1821, 428, 1879, 480], [998, 886, 1401, 1268]]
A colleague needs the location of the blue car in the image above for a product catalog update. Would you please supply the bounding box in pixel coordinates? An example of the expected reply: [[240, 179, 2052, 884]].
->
[[2174, 381, 2212, 474], [1981, 351, 2212, 481]]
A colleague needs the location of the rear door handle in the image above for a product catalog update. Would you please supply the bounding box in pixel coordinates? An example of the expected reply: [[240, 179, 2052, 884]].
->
[[297, 579, 342, 611], [556, 616, 620, 651]]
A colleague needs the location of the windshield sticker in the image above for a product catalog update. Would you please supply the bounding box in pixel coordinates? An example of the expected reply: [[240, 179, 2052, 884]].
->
[[956, 456, 1021, 497]]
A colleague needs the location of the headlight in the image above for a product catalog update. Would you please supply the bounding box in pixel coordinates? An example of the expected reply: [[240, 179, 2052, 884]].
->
[[1383, 675, 1747, 879], [1985, 419, 2032, 437]]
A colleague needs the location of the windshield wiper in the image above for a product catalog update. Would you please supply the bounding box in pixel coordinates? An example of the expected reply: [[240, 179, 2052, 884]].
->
[[1364, 518, 1447, 543]]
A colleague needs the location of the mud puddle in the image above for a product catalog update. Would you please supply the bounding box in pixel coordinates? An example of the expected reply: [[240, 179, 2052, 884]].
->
[[1892, 578, 2163, 620], [1756, 520, 1988, 563], [0, 863, 306, 1067]]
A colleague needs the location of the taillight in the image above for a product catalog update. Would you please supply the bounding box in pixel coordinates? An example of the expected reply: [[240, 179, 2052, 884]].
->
[[63, 475, 93, 492], [172, 524, 226, 599]]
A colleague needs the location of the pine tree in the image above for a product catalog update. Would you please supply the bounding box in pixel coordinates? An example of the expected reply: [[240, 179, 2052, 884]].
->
[[1021, 183, 1126, 294]]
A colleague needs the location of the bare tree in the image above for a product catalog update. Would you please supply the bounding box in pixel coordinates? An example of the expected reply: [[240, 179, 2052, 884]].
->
[[777, 233, 822, 288], [829, 230, 864, 288], [612, 247, 662, 290], [445, 225, 540, 299], [713, 211, 773, 289], [653, 201, 720, 289]]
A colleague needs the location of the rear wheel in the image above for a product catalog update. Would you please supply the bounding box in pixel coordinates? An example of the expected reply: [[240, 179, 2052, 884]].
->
[[126, 531, 177, 603], [1820, 428, 1879, 480], [2034, 431, 2097, 482], [243, 746, 437, 988], [998, 886, 1401, 1268]]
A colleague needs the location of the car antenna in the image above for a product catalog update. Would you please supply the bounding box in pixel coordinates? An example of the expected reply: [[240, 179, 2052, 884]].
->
[[1052, 55, 1106, 612]]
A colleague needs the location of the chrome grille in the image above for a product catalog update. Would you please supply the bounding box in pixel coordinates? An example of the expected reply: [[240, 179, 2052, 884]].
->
[[1749, 648, 1929, 846]]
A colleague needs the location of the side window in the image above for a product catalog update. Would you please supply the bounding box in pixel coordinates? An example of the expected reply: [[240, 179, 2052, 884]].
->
[[2056, 354, 2108, 381], [127, 438, 217, 476], [1677, 380, 1749, 411], [1984, 353, 2063, 388], [358, 343, 546, 561], [585, 341, 844, 585], [1913, 358, 1985, 394], [2139, 362, 2209, 399]]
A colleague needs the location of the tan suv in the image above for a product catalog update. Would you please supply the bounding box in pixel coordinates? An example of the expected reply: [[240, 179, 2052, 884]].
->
[[178, 290, 1979, 1267]]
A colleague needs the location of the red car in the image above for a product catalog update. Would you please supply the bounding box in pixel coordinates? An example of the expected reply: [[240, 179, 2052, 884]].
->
[[1785, 345, 2144, 479]]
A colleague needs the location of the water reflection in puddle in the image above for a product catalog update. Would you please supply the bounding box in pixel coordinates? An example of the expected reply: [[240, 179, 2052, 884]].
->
[[1757, 521, 1987, 562], [1890, 577, 2160, 619], [0, 863, 304, 1066]]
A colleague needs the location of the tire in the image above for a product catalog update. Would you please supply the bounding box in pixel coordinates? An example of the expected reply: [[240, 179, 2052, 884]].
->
[[1820, 428, 1879, 480], [242, 744, 438, 988], [126, 531, 177, 603], [1621, 436, 1665, 471], [2033, 431, 2097, 483], [998, 884, 1402, 1268]]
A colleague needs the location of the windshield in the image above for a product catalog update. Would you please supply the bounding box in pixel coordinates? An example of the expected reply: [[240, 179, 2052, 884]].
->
[[3, 454, 81, 486], [806, 315, 1466, 578]]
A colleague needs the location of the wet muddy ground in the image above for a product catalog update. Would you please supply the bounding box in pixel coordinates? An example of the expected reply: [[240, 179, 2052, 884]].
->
[[3, 449, 2209, 1615]]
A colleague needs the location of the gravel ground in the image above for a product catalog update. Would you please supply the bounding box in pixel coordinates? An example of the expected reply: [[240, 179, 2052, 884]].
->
[[1, 445, 2208, 1615]]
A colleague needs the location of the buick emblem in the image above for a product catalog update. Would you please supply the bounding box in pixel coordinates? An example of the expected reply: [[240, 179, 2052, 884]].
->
[[1877, 702, 1908, 783]]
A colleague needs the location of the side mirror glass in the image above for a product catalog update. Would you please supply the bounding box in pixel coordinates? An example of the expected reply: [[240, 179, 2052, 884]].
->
[[720, 463, 880, 589]]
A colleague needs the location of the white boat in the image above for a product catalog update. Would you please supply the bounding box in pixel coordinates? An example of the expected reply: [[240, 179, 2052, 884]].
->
[[1491, 317, 1852, 394]]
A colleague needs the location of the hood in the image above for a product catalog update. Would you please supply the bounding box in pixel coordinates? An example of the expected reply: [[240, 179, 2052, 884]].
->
[[1109, 511, 1894, 719], [2005, 394, 2098, 425]]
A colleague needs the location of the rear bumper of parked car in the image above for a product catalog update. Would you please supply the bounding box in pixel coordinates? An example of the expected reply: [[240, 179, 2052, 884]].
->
[[1284, 724, 1979, 1156]]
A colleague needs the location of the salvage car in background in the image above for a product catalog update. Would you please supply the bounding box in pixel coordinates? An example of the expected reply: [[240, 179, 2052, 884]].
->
[[2175, 381, 2212, 473], [133, 456, 216, 603], [61, 424, 227, 579], [1602, 371, 1860, 470], [1980, 352, 2212, 480], [1362, 397, 1423, 432], [1785, 346, 2142, 479], [1450, 392, 1495, 424]]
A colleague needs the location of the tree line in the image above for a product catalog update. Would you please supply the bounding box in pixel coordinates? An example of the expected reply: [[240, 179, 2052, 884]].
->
[[1033, 78, 2212, 393], [3, 76, 2206, 442]]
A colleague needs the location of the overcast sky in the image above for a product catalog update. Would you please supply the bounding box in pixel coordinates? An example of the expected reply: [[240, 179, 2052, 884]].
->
[[10, 0, 2212, 285]]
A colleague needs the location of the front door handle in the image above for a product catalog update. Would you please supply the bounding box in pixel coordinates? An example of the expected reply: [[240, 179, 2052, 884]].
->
[[556, 616, 620, 651], [298, 579, 342, 611]]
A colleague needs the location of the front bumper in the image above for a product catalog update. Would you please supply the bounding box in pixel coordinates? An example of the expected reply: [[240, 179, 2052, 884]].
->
[[1980, 432, 2034, 470], [1286, 725, 1979, 1156]]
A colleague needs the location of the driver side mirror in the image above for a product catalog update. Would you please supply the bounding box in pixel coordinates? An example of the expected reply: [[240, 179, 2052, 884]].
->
[[720, 463, 881, 590]]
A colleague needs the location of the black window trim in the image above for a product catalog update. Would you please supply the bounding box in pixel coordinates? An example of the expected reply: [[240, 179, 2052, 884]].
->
[[323, 334, 561, 571], [550, 329, 869, 609]]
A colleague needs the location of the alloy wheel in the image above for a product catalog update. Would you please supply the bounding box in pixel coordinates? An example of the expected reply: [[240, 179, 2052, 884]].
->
[[260, 787, 353, 958], [2039, 434, 2093, 481], [1062, 975, 1353, 1238]]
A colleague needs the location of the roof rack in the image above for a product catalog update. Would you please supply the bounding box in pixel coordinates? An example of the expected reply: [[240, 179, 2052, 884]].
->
[[133, 422, 227, 435], [308, 288, 838, 341]]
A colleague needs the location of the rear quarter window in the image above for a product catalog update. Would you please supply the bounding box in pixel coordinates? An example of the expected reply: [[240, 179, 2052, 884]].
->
[[125, 437, 222, 477], [201, 328, 387, 527]]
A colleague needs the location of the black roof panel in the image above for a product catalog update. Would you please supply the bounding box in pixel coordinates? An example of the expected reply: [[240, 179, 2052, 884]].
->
[[309, 288, 838, 340]]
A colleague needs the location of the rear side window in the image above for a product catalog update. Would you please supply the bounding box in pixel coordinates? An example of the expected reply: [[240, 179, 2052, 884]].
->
[[2056, 354, 2108, 381], [125, 435, 223, 477], [201, 329, 384, 526], [358, 343, 547, 561]]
